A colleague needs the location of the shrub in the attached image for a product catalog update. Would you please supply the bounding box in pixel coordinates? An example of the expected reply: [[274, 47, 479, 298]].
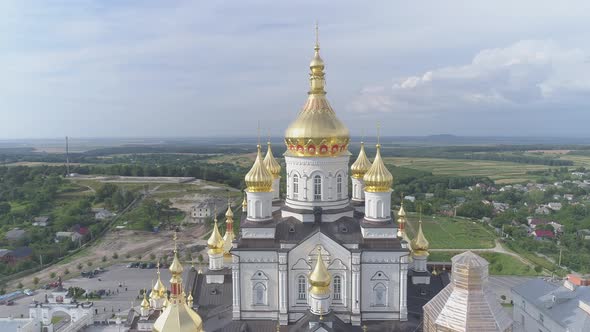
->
[[77, 263, 83, 270], [33, 277, 40, 285], [534, 265, 543, 273], [64, 268, 70, 275], [102, 256, 107, 262], [112, 252, 119, 259], [87, 261, 93, 267], [50, 272, 56, 279]]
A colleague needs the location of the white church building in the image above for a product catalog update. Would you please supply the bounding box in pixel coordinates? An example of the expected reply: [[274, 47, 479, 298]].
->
[[193, 31, 433, 331]]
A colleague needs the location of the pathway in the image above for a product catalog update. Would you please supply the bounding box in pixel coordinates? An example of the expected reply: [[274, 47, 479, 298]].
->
[[430, 240, 534, 267]]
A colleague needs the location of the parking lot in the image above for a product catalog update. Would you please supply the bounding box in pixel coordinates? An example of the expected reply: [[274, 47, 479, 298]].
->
[[0, 263, 193, 321]]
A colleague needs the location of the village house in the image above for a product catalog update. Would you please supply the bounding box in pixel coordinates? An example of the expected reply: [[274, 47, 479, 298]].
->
[[532, 229, 555, 240], [527, 218, 550, 229], [32, 216, 51, 227], [548, 202, 563, 211], [535, 206, 551, 215], [549, 221, 564, 234], [564, 194, 574, 201], [55, 231, 84, 243], [404, 195, 416, 202], [0, 247, 33, 265], [93, 208, 114, 220], [5, 228, 26, 242]]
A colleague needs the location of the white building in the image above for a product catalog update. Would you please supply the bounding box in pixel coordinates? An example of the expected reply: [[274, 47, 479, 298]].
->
[[190, 202, 211, 222], [200, 35, 411, 330], [512, 278, 590, 332]]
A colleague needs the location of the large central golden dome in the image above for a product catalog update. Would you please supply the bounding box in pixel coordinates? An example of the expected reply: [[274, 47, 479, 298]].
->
[[284, 37, 350, 157]]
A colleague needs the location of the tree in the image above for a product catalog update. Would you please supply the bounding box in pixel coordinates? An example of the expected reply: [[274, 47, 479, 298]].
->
[[112, 252, 119, 259], [500, 295, 507, 302], [0, 202, 11, 215], [87, 261, 93, 267], [77, 263, 83, 270], [534, 265, 543, 273], [496, 263, 504, 272], [64, 268, 70, 275], [50, 272, 56, 279], [17, 282, 23, 289], [33, 277, 40, 286], [102, 256, 107, 262]]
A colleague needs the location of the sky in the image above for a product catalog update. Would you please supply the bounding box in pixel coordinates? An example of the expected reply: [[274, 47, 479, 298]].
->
[[1, 0, 590, 139]]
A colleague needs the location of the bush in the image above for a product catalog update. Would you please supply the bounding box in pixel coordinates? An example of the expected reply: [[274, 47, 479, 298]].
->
[[125, 253, 131, 259], [77, 263, 83, 270], [33, 277, 40, 285], [149, 253, 156, 260], [87, 261, 93, 267], [496, 264, 504, 272], [112, 252, 119, 259], [534, 265, 543, 273], [102, 256, 107, 262], [50, 272, 56, 279], [17, 282, 23, 289], [64, 268, 70, 275]]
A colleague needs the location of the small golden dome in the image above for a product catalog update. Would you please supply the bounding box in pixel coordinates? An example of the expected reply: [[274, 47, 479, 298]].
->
[[351, 142, 372, 178], [242, 192, 247, 210], [169, 251, 184, 276], [162, 296, 170, 309], [152, 265, 167, 298], [263, 142, 281, 178], [308, 247, 331, 295], [225, 204, 234, 219], [284, 37, 350, 157], [141, 291, 150, 309], [397, 201, 407, 224], [363, 144, 393, 192], [411, 220, 430, 256], [207, 218, 224, 254], [245, 145, 273, 192]]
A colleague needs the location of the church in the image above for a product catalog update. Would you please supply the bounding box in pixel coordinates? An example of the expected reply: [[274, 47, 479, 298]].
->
[[194, 30, 433, 331]]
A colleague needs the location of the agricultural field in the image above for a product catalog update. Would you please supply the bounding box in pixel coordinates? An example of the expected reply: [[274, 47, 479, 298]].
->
[[403, 214, 496, 249], [428, 251, 542, 276], [384, 157, 556, 184]]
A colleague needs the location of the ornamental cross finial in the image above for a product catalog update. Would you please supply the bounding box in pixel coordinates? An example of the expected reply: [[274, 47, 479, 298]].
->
[[173, 231, 178, 252], [377, 121, 381, 145], [315, 21, 319, 49]]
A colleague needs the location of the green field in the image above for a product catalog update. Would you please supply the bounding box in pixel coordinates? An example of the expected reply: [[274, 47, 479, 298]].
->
[[428, 251, 541, 276], [404, 214, 496, 249], [384, 157, 556, 184]]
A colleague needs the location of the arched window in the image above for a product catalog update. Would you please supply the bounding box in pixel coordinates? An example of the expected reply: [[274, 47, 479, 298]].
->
[[255, 200, 262, 218], [253, 283, 267, 305], [336, 174, 343, 199], [377, 200, 383, 218], [373, 283, 387, 306], [333, 276, 342, 300], [297, 275, 307, 300], [293, 174, 299, 200], [313, 175, 322, 201]]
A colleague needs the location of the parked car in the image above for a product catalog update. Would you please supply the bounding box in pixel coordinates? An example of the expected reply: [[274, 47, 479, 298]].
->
[[6, 300, 14, 306], [23, 289, 34, 296], [146, 263, 156, 269]]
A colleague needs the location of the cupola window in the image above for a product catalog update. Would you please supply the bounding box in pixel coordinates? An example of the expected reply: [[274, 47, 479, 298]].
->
[[314, 175, 322, 201], [336, 174, 343, 199], [293, 174, 299, 200]]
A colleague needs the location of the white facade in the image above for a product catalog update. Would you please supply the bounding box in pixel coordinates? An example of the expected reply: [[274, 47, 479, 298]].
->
[[351, 177, 365, 202], [246, 191, 273, 221], [284, 155, 351, 215], [364, 191, 392, 222]]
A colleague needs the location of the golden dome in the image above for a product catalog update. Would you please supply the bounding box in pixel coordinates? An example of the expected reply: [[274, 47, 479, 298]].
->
[[223, 202, 235, 256], [284, 35, 350, 157], [351, 142, 372, 178], [241, 192, 247, 211], [152, 264, 167, 298], [363, 144, 393, 192], [397, 201, 407, 224], [411, 220, 430, 256], [152, 300, 203, 332], [141, 290, 150, 309], [207, 217, 224, 254], [245, 145, 273, 192], [169, 252, 184, 277], [187, 293, 194, 307], [308, 247, 331, 295], [263, 142, 281, 178]]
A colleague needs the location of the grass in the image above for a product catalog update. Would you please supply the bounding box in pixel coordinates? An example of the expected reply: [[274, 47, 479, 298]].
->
[[428, 251, 542, 276], [384, 157, 556, 184], [51, 316, 65, 324], [404, 214, 496, 249]]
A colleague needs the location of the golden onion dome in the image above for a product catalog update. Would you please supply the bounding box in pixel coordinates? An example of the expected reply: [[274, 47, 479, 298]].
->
[[411, 220, 430, 256], [241, 192, 247, 211], [169, 252, 183, 276], [152, 265, 167, 298], [284, 35, 350, 157], [245, 145, 273, 192], [263, 142, 281, 178], [207, 218, 224, 254], [225, 203, 234, 219], [187, 293, 194, 307], [351, 142, 372, 178], [363, 144, 393, 192], [308, 247, 331, 295], [141, 291, 150, 309]]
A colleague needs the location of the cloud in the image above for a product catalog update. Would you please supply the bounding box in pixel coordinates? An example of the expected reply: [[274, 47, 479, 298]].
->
[[350, 40, 590, 114]]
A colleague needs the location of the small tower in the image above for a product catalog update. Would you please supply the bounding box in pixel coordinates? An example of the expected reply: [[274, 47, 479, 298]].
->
[[153, 233, 204, 332], [245, 144, 274, 221], [264, 140, 282, 202], [207, 213, 225, 284], [397, 200, 411, 244], [350, 142, 371, 202], [410, 214, 431, 285], [222, 199, 235, 265], [140, 290, 150, 317], [363, 143, 393, 222], [308, 247, 332, 316], [150, 263, 167, 310]]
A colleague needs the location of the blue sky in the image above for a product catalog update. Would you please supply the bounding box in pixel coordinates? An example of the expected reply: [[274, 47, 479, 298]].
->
[[1, 0, 590, 138]]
